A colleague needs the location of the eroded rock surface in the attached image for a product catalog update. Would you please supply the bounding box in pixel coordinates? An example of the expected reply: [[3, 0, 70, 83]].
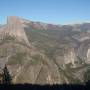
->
[[0, 16, 90, 84]]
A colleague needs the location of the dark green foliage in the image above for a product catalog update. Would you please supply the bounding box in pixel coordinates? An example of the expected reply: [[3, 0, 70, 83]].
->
[[0, 35, 15, 45], [4, 35, 15, 41], [7, 52, 26, 65], [2, 65, 12, 84], [84, 68, 90, 83]]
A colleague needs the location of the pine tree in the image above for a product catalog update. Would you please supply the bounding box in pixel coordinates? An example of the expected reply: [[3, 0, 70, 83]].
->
[[2, 64, 12, 84]]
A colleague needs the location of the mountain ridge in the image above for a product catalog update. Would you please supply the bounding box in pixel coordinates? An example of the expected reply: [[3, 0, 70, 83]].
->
[[0, 16, 90, 84], [1, 16, 90, 31]]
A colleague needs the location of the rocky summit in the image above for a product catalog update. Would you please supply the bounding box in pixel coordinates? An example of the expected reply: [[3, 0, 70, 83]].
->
[[0, 16, 30, 45], [0, 16, 90, 84]]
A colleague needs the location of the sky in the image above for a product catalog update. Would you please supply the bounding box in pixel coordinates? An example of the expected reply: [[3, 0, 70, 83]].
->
[[0, 0, 90, 25]]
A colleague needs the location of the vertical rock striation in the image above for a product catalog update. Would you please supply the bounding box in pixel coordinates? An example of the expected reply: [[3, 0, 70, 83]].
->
[[0, 16, 30, 46]]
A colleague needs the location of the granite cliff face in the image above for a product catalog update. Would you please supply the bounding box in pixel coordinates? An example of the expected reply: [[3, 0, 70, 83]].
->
[[0, 16, 90, 84], [0, 16, 30, 45]]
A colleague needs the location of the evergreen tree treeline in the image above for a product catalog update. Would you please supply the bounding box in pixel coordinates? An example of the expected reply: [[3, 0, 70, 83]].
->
[[2, 64, 12, 84]]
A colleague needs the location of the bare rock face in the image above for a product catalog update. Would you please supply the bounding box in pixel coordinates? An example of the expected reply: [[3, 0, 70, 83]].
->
[[86, 48, 90, 64], [64, 48, 76, 65], [0, 16, 30, 46]]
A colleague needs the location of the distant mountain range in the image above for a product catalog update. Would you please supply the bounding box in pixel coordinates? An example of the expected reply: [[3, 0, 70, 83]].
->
[[0, 16, 90, 84], [18, 17, 90, 31]]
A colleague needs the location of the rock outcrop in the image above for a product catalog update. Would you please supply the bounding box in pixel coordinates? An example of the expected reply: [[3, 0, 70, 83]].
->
[[0, 16, 30, 46]]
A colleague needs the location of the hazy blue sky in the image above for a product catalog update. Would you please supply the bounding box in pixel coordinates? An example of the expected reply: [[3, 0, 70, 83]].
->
[[0, 0, 90, 24]]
